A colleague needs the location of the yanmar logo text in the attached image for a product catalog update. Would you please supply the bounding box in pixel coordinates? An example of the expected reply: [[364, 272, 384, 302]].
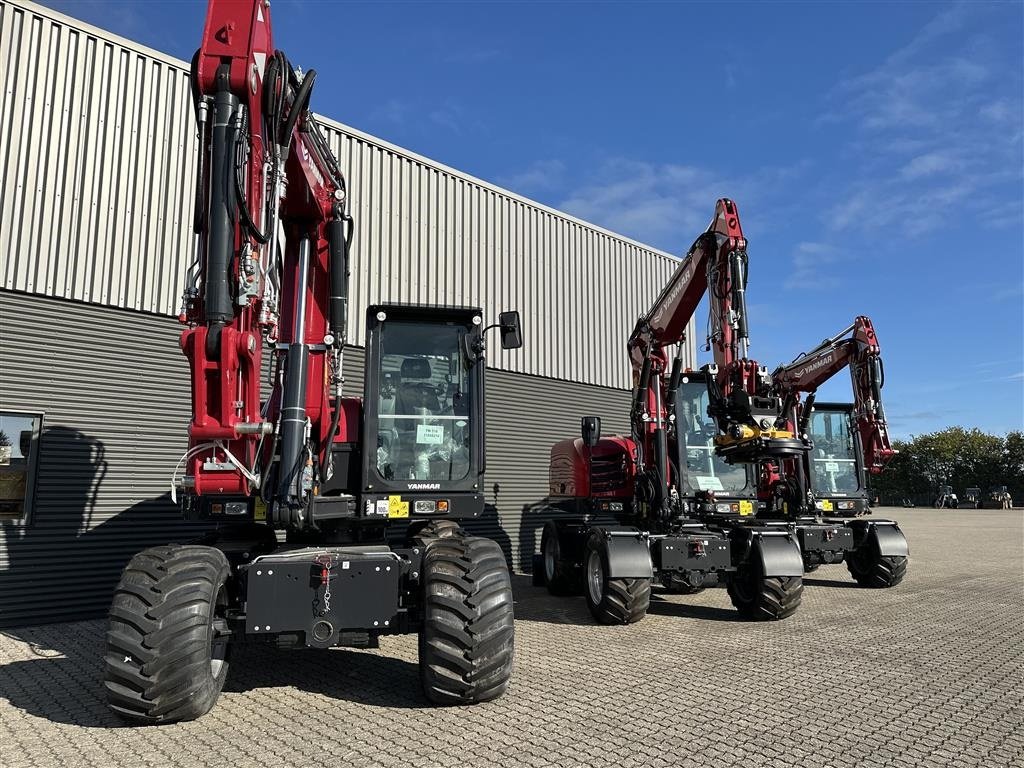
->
[[796, 354, 833, 379], [407, 483, 441, 490]]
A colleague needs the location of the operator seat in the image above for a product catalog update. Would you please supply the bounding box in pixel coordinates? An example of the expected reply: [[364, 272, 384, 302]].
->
[[395, 358, 440, 414]]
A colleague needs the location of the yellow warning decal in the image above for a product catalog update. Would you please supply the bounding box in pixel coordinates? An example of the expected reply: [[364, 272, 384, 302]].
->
[[821, 499, 834, 512], [739, 500, 753, 516], [253, 499, 267, 522], [388, 495, 409, 519]]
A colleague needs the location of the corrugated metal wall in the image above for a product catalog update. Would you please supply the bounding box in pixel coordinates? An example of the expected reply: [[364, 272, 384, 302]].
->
[[0, 0, 694, 390], [0, 290, 631, 625]]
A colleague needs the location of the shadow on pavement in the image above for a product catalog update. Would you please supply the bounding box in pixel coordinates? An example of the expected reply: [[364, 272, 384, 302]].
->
[[0, 620, 432, 728], [222, 645, 429, 710], [802, 577, 861, 589], [646, 595, 743, 622]]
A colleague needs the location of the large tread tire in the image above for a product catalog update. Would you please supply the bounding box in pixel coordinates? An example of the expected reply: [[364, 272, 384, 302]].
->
[[410, 519, 463, 549], [104, 544, 231, 724], [420, 535, 514, 705], [540, 522, 582, 596], [583, 532, 650, 625], [847, 550, 908, 588], [727, 565, 803, 621]]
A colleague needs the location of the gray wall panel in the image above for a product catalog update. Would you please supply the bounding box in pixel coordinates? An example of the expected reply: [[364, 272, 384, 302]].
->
[[0, 290, 636, 626], [1, 0, 695, 390]]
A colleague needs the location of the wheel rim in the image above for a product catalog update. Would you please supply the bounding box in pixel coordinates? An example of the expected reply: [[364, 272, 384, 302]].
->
[[586, 550, 604, 605], [543, 532, 559, 583], [209, 584, 229, 677]]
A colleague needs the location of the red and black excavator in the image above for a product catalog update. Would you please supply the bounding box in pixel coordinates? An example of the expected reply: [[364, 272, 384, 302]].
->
[[540, 199, 809, 624], [536, 199, 909, 623], [762, 317, 909, 586], [103, 0, 519, 724]]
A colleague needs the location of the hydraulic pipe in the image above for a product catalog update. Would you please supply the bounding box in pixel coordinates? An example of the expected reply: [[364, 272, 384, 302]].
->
[[276, 235, 312, 520], [327, 216, 349, 346], [730, 249, 750, 359], [204, 79, 239, 333], [652, 374, 669, 516], [634, 355, 652, 416], [798, 392, 817, 437]]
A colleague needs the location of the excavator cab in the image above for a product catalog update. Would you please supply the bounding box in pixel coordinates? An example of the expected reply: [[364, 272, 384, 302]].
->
[[803, 403, 870, 516], [673, 373, 757, 517], [356, 304, 514, 520]]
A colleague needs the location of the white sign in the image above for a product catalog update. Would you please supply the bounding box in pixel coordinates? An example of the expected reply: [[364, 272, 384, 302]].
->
[[693, 476, 725, 491], [416, 424, 445, 445], [825, 461, 840, 472]]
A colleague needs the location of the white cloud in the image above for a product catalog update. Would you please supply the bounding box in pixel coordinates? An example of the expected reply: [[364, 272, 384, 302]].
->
[[784, 242, 843, 291], [555, 158, 806, 253], [818, 5, 1023, 238], [496, 160, 566, 194]]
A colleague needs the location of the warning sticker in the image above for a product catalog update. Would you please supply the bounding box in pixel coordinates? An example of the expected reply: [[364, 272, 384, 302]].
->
[[416, 424, 445, 445], [388, 495, 409, 518], [739, 500, 753, 516], [253, 499, 267, 521], [375, 499, 390, 517]]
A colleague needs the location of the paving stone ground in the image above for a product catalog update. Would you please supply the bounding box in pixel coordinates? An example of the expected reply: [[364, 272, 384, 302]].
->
[[1, 508, 1022, 768]]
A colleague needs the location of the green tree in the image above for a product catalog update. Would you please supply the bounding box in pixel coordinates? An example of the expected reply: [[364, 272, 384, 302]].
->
[[869, 427, 1020, 504]]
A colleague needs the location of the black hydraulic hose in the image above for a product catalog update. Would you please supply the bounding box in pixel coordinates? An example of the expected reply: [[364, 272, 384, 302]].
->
[[280, 69, 316, 157], [189, 50, 206, 234], [188, 49, 201, 126], [233, 124, 269, 244]]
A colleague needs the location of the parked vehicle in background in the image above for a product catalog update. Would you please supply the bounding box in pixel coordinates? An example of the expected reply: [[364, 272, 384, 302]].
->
[[983, 486, 1013, 509], [934, 485, 958, 509], [963, 487, 983, 509]]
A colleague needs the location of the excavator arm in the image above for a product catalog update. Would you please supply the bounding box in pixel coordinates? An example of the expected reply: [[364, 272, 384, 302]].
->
[[176, 0, 354, 528], [620, 199, 808, 518], [772, 316, 895, 473]]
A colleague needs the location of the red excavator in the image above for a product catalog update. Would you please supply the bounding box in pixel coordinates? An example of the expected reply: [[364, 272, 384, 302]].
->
[[762, 318, 909, 586], [104, 0, 519, 724], [539, 199, 809, 624]]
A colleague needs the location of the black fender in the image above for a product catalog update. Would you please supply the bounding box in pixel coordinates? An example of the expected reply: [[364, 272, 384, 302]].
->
[[751, 533, 805, 577], [594, 526, 653, 579], [848, 519, 909, 557]]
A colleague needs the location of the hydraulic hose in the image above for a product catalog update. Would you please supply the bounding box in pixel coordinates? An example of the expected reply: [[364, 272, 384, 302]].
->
[[280, 69, 316, 156]]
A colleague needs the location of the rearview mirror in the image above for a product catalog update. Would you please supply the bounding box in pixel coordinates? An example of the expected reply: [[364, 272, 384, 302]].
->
[[581, 416, 601, 448], [498, 311, 523, 350]]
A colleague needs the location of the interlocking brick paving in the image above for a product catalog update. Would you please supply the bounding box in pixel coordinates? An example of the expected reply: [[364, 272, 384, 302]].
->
[[2, 508, 1021, 768]]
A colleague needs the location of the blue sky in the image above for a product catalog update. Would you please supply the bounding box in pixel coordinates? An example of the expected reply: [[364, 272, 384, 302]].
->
[[46, 0, 1024, 437]]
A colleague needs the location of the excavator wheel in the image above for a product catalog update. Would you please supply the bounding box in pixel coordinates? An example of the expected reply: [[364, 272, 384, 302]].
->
[[846, 548, 908, 588], [583, 530, 650, 625], [420, 534, 514, 705], [104, 545, 231, 724], [540, 521, 582, 596], [727, 562, 803, 620], [409, 519, 463, 549]]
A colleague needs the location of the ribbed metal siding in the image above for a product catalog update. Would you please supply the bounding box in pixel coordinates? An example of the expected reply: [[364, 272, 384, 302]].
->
[[0, 0, 694, 390], [0, 290, 639, 624], [0, 290, 215, 627]]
